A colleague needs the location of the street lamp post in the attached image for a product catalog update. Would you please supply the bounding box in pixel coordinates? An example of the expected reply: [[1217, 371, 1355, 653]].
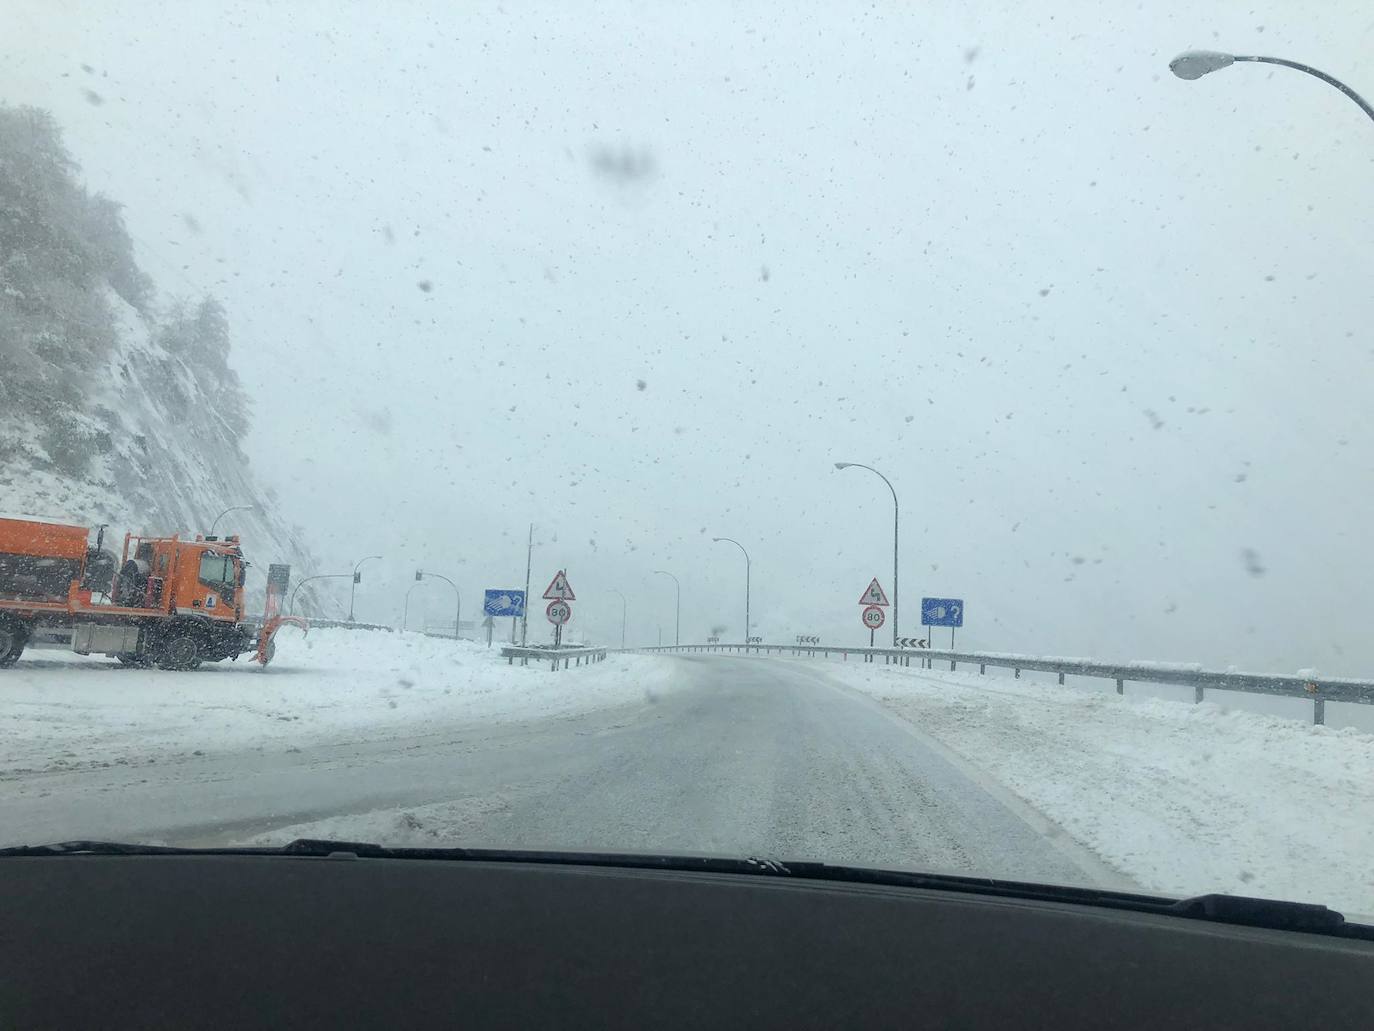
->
[[348, 555, 382, 623], [521, 523, 535, 646], [711, 537, 751, 646], [1169, 50, 1374, 124], [834, 462, 900, 648], [609, 588, 627, 649], [288, 573, 352, 617], [653, 570, 681, 647], [402, 581, 428, 632], [208, 505, 253, 536], [416, 570, 461, 640]]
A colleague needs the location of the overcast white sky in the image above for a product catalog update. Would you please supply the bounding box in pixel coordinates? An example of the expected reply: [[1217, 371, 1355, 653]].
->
[[6, 2, 1374, 671]]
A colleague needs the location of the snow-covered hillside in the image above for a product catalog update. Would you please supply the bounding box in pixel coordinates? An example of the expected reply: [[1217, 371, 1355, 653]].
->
[[0, 103, 316, 602], [0, 286, 316, 599]]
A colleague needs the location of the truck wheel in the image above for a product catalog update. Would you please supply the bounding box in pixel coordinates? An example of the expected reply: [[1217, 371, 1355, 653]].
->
[[156, 630, 203, 671], [0, 619, 26, 668]]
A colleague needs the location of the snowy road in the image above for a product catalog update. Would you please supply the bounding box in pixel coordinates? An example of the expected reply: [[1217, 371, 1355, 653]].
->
[[11, 634, 1373, 913], [0, 651, 1110, 887]]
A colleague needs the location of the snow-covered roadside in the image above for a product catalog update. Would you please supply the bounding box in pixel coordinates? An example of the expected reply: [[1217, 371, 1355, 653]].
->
[[1, 629, 677, 776], [827, 662, 1374, 917]]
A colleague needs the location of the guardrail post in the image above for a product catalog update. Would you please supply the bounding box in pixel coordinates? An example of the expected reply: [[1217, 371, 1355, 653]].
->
[[1014, 668, 1020, 679], [1057, 672, 1065, 686], [1194, 685, 1204, 704], [979, 664, 985, 675], [1313, 698, 1325, 726], [950, 659, 956, 671], [1115, 678, 1124, 695]]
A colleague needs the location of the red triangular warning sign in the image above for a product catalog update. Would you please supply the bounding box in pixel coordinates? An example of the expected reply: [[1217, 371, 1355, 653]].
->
[[858, 577, 889, 606], [542, 570, 576, 601]]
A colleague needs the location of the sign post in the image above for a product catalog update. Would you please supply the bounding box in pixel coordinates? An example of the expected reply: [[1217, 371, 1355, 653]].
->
[[858, 579, 889, 658], [859, 578, 890, 608], [482, 614, 495, 647], [545, 599, 572, 645], [542, 571, 576, 648], [264, 564, 291, 624], [921, 597, 965, 665], [861, 604, 885, 655], [484, 589, 527, 646]]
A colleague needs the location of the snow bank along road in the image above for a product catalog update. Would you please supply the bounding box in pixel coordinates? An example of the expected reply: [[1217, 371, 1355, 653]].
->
[[5, 629, 1373, 915]]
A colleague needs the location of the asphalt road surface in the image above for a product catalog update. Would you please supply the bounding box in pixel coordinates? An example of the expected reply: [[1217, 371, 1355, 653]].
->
[[0, 656, 1117, 886]]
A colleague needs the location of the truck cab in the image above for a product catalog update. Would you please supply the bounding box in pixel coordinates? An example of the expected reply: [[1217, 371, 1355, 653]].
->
[[115, 535, 246, 624]]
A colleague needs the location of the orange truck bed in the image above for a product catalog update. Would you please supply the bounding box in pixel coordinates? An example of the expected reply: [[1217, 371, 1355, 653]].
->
[[0, 518, 89, 560]]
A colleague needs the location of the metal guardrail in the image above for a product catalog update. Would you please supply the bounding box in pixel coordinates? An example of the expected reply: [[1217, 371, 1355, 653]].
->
[[243, 616, 391, 632], [620, 643, 1374, 725], [501, 645, 610, 671]]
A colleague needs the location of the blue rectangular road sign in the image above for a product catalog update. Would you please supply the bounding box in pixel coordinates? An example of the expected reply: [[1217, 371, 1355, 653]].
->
[[921, 597, 964, 627], [483, 589, 526, 618]]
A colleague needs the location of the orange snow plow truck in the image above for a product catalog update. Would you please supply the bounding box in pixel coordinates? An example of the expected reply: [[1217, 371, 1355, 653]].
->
[[0, 517, 304, 670]]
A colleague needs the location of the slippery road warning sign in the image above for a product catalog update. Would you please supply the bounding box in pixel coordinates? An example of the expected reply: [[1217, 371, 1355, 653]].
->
[[858, 578, 890, 607], [542, 570, 576, 601]]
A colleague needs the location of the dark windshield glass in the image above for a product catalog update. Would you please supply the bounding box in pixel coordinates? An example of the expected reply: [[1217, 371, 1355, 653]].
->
[[198, 553, 231, 585]]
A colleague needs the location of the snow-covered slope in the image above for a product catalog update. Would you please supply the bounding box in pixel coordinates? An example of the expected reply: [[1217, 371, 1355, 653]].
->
[[0, 286, 316, 599], [834, 660, 1374, 916], [0, 103, 316, 600]]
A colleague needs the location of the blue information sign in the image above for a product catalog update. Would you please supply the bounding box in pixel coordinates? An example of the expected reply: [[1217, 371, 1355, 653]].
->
[[921, 597, 964, 628], [483, 589, 526, 618]]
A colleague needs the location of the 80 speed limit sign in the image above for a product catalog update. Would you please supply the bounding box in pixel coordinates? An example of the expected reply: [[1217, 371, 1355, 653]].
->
[[861, 605, 885, 630], [546, 599, 572, 625]]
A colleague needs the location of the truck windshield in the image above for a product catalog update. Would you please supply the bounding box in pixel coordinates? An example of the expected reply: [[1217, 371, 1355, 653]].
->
[[197, 553, 232, 586]]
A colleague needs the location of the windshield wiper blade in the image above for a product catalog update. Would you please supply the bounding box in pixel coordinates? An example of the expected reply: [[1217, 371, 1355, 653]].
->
[[0, 840, 190, 857], [1167, 893, 1351, 936], [4, 839, 1368, 940], [0, 839, 408, 859]]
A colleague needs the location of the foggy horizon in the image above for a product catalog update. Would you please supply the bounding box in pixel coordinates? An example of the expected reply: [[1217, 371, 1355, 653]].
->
[[7, 1, 1373, 672]]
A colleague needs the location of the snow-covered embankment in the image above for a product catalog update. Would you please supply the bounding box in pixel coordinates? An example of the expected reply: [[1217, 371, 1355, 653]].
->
[[1, 629, 676, 777], [831, 662, 1374, 915]]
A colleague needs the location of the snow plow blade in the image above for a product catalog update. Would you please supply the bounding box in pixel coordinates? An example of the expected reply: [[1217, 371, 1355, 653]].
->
[[256, 616, 308, 666]]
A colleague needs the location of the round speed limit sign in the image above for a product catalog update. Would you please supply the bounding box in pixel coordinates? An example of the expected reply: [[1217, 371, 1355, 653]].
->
[[546, 599, 572, 625], [861, 605, 885, 630]]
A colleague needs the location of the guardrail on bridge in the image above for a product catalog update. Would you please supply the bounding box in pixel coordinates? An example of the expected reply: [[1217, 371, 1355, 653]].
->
[[617, 643, 1374, 726]]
